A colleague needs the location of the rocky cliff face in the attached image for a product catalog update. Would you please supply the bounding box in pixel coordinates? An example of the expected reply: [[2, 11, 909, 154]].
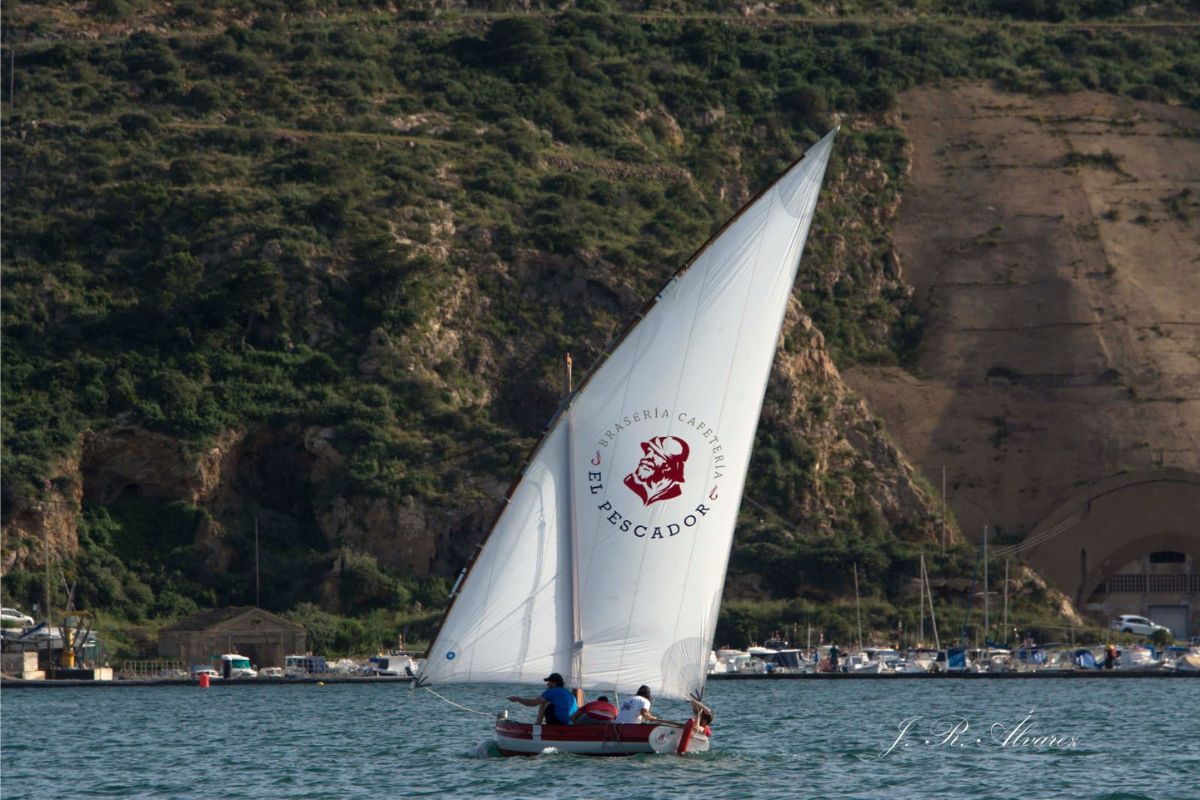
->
[[2, 422, 454, 582], [0, 105, 948, 611], [2, 306, 942, 603], [1, 460, 82, 574], [80, 427, 245, 509], [766, 303, 940, 542], [3, 427, 246, 576]]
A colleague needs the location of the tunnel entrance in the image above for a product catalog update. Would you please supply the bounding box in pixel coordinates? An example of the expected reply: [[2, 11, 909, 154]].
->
[[1013, 470, 1200, 640]]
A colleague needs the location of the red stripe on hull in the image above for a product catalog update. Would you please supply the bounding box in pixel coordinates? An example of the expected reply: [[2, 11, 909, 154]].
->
[[496, 720, 654, 742], [495, 720, 535, 740], [494, 720, 663, 756]]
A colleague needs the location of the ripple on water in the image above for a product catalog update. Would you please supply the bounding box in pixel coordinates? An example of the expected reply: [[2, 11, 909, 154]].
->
[[2, 678, 1197, 799]]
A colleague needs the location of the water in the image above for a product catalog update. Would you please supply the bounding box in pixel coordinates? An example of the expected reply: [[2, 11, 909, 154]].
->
[[3, 678, 1197, 799]]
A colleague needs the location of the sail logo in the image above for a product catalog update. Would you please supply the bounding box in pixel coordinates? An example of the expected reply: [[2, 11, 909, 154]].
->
[[624, 435, 690, 506], [584, 410, 723, 541]]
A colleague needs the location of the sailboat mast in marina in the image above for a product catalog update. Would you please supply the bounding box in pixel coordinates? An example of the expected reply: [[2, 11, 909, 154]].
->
[[417, 129, 838, 756]]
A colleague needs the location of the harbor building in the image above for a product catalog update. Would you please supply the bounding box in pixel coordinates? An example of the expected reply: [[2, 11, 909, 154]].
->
[[158, 606, 306, 669]]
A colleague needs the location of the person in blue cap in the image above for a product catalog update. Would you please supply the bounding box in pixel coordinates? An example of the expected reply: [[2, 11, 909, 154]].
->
[[508, 673, 578, 725]]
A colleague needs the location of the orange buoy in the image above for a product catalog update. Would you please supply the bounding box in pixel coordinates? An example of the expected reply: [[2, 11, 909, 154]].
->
[[198, 673, 210, 688]]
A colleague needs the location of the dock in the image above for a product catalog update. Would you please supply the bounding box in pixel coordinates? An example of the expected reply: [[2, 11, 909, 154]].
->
[[0, 675, 414, 688], [708, 670, 1197, 679]]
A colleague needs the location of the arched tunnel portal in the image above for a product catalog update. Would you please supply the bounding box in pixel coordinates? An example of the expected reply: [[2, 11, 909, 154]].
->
[[1019, 470, 1200, 640]]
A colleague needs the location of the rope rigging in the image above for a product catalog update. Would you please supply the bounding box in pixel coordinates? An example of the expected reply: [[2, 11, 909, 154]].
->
[[420, 685, 506, 719]]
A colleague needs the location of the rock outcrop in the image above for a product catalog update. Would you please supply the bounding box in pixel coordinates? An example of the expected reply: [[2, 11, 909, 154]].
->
[[0, 460, 82, 574], [315, 494, 437, 576], [79, 427, 245, 510]]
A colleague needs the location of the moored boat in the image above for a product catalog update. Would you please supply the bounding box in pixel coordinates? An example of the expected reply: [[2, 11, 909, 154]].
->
[[1116, 645, 1164, 671], [215, 653, 257, 679]]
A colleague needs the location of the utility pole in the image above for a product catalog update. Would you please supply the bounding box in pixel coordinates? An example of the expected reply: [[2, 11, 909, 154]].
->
[[919, 550, 926, 646], [43, 528, 52, 628], [1003, 558, 1010, 643], [254, 516, 260, 607], [941, 465, 947, 555], [983, 525, 989, 646], [853, 562, 863, 652]]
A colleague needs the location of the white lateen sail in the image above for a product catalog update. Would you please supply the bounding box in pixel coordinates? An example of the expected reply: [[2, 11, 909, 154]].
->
[[418, 129, 837, 701]]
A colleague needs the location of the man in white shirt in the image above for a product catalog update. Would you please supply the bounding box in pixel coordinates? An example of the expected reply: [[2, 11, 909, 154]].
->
[[614, 685, 656, 724]]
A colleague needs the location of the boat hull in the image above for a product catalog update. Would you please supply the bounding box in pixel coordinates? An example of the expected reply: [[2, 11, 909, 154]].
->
[[494, 719, 709, 757]]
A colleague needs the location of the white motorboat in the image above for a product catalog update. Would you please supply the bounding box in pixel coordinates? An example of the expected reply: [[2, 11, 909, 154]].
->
[[1116, 646, 1164, 671], [361, 653, 418, 676], [215, 653, 257, 679], [709, 649, 753, 674]]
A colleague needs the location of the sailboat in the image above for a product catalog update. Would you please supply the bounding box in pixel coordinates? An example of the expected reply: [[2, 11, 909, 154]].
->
[[415, 129, 837, 756]]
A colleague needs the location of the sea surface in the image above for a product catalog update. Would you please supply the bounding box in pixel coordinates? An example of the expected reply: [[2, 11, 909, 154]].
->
[[2, 677, 1197, 799]]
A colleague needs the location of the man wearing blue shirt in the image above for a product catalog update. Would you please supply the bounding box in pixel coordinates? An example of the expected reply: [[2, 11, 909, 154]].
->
[[508, 672, 578, 725]]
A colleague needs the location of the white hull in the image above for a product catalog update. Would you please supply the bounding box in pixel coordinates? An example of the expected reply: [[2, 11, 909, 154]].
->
[[494, 720, 709, 757]]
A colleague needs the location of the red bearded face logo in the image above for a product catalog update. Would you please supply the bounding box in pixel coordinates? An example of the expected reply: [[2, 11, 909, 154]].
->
[[623, 435, 690, 507]]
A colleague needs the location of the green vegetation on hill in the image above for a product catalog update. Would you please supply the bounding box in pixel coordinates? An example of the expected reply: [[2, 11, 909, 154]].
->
[[3, 4, 1197, 653]]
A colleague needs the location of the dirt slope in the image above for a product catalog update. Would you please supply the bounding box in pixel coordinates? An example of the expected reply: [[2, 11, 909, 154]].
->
[[845, 83, 1200, 542]]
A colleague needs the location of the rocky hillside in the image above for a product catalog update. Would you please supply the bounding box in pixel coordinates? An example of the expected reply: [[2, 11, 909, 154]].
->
[[3, 2, 1197, 648]]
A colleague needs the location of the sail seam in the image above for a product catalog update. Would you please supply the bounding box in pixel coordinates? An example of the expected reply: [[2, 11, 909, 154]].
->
[[581, 135, 835, 696], [606, 293, 693, 691], [665, 141, 830, 696], [583, 298, 659, 692], [664, 191, 780, 698]]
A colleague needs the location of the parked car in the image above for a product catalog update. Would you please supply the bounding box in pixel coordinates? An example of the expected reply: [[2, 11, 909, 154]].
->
[[1110, 615, 1170, 636], [0, 608, 35, 627]]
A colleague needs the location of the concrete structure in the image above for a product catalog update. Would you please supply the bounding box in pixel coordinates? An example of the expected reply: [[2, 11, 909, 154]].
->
[[1, 651, 45, 680], [158, 607, 306, 669], [1019, 470, 1200, 640]]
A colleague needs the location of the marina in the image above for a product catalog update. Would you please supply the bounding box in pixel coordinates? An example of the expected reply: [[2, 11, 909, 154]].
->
[[5, 641, 1197, 688], [3, 670, 1195, 689]]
